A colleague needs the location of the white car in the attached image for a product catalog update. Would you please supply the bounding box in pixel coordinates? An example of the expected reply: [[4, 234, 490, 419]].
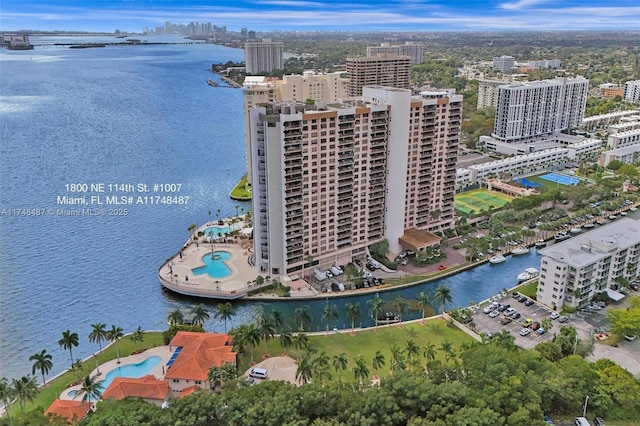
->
[[549, 312, 560, 320], [483, 306, 494, 314], [489, 310, 500, 318], [520, 328, 532, 336]]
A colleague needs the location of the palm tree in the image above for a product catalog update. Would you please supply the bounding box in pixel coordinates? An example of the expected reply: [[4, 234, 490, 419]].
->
[[346, 302, 361, 333], [58, 330, 79, 368], [367, 294, 385, 330], [295, 356, 313, 385], [107, 325, 124, 364], [167, 309, 184, 326], [77, 375, 103, 402], [258, 313, 276, 356], [495, 329, 516, 350], [244, 324, 261, 363], [89, 322, 108, 355], [423, 341, 437, 364], [292, 333, 310, 354], [214, 302, 235, 333], [541, 318, 553, 334], [352, 356, 370, 386], [279, 328, 293, 355], [271, 309, 285, 333], [417, 291, 433, 321], [0, 378, 14, 418], [129, 326, 145, 349], [434, 284, 453, 317], [372, 350, 385, 372], [321, 301, 339, 335], [439, 339, 455, 363], [394, 296, 408, 325], [29, 349, 53, 386], [404, 339, 420, 366], [190, 304, 210, 327], [312, 352, 331, 385], [390, 344, 406, 373], [11, 376, 38, 413], [70, 358, 85, 380], [332, 352, 348, 384], [294, 305, 312, 332]]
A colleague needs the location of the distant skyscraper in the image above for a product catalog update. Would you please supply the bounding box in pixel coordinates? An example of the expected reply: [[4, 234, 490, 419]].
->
[[366, 42, 424, 64], [526, 59, 561, 69], [248, 86, 461, 276], [492, 55, 515, 73], [624, 80, 640, 104], [244, 40, 284, 74], [492, 77, 589, 143], [346, 54, 411, 97]]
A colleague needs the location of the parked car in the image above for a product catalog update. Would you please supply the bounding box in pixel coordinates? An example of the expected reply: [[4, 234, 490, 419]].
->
[[549, 312, 560, 320], [522, 318, 534, 327], [500, 317, 513, 325], [518, 295, 527, 303], [593, 418, 605, 426], [505, 307, 517, 315], [498, 304, 511, 312], [489, 310, 500, 318], [524, 299, 535, 306], [531, 321, 541, 331], [537, 328, 547, 335], [511, 312, 521, 320], [558, 315, 569, 323], [483, 305, 495, 314], [520, 328, 532, 336]]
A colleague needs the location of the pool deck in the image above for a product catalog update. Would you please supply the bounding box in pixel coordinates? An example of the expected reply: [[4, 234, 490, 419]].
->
[[59, 346, 173, 400], [159, 221, 262, 299]]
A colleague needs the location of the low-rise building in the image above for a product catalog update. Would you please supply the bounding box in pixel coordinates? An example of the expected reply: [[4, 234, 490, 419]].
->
[[102, 375, 171, 406], [581, 110, 640, 131], [608, 128, 640, 150], [537, 218, 640, 309], [45, 399, 92, 424], [599, 144, 640, 167]]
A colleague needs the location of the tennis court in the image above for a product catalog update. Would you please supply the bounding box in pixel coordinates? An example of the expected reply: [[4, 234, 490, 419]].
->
[[539, 172, 580, 186], [455, 189, 513, 215]]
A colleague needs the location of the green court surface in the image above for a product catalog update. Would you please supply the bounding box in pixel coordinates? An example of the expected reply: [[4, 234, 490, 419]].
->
[[455, 189, 513, 215]]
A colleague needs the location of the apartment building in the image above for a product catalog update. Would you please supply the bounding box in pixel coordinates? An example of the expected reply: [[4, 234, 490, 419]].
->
[[537, 218, 640, 309], [244, 40, 283, 74], [249, 86, 461, 276], [624, 80, 640, 104], [366, 42, 424, 64], [492, 56, 515, 73], [492, 77, 588, 144], [526, 59, 561, 69], [582, 110, 640, 131], [477, 78, 511, 109], [608, 128, 640, 150], [599, 144, 640, 167], [346, 55, 410, 97]]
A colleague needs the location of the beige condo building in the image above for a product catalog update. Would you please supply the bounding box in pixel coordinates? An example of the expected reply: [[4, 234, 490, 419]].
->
[[345, 55, 411, 97], [249, 86, 461, 276]]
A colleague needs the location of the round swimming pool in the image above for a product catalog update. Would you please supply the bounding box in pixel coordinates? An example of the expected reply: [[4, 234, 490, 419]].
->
[[101, 355, 162, 390], [191, 251, 232, 279]]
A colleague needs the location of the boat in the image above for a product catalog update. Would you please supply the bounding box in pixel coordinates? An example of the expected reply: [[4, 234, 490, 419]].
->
[[534, 239, 547, 248], [630, 207, 638, 212], [511, 246, 529, 255], [570, 227, 582, 234], [609, 215, 618, 220], [376, 312, 400, 325], [554, 232, 570, 241], [620, 211, 628, 216], [517, 267, 539, 282], [489, 254, 507, 264], [596, 219, 607, 225], [583, 223, 595, 229]]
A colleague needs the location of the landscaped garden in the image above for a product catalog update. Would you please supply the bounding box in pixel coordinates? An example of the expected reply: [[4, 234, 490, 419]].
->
[[454, 189, 513, 215]]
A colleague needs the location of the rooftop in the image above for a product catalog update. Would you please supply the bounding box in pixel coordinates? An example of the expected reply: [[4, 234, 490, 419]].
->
[[539, 218, 640, 268], [102, 375, 170, 401], [45, 399, 92, 424], [166, 331, 236, 381]]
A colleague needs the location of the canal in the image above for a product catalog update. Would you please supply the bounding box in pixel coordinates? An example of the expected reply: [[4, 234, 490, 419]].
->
[[166, 250, 544, 333]]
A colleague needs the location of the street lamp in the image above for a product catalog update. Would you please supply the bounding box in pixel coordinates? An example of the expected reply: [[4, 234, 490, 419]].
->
[[582, 395, 589, 417]]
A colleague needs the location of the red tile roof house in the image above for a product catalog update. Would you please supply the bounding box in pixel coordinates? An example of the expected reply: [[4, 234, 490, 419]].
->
[[45, 399, 93, 424], [101, 375, 170, 406], [165, 331, 236, 396]]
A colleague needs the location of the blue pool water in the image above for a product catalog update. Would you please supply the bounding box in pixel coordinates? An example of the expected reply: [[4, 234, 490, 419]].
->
[[100, 355, 162, 391], [204, 225, 232, 238], [191, 251, 233, 279], [539, 172, 580, 186]]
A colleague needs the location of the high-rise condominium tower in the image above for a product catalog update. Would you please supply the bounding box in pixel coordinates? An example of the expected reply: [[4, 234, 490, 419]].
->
[[248, 86, 461, 277], [492, 77, 588, 144], [345, 55, 411, 97], [244, 40, 283, 74]]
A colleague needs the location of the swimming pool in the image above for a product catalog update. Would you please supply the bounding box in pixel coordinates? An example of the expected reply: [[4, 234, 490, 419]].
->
[[539, 172, 580, 186], [203, 224, 239, 239], [101, 355, 162, 391], [191, 251, 232, 279]]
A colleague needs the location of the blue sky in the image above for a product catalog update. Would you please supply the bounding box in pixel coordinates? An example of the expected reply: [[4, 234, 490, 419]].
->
[[2, 0, 639, 32]]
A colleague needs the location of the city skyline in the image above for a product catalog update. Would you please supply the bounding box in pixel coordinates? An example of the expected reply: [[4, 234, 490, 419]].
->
[[2, 0, 640, 33]]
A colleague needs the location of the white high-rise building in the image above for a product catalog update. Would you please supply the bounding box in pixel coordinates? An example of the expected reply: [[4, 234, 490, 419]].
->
[[537, 218, 640, 309], [244, 40, 284, 74], [249, 86, 462, 276], [492, 56, 515, 73], [492, 77, 588, 144], [624, 80, 640, 104]]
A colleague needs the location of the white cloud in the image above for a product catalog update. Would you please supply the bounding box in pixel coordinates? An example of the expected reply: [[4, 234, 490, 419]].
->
[[500, 0, 551, 10]]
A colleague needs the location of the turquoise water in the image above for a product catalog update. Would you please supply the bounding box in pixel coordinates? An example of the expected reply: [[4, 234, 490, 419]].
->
[[192, 251, 232, 278], [540, 172, 580, 186], [100, 355, 162, 391], [204, 225, 232, 238]]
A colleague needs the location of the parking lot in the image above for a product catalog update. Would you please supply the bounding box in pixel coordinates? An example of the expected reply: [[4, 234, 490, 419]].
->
[[472, 292, 575, 349]]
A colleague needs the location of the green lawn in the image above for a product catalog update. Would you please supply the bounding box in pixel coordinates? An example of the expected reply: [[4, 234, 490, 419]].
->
[[237, 319, 474, 383], [230, 173, 252, 200], [22, 332, 164, 413], [517, 280, 538, 299]]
